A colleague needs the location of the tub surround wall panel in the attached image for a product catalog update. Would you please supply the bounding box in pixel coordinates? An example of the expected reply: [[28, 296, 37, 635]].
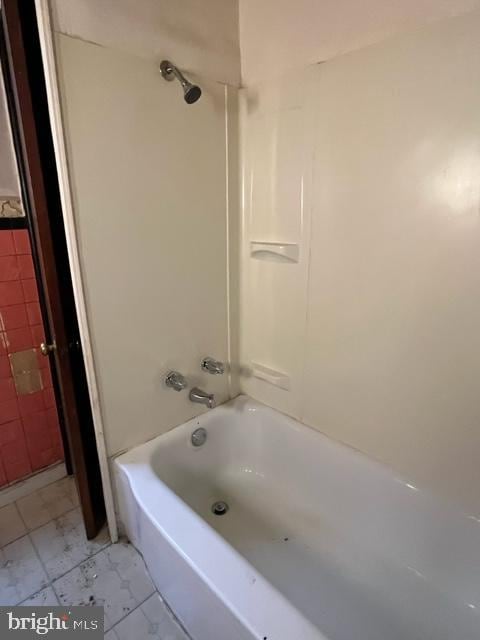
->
[[239, 70, 314, 418], [303, 13, 480, 515], [51, 0, 240, 87], [226, 86, 241, 399], [56, 34, 233, 456], [239, 12, 480, 515]]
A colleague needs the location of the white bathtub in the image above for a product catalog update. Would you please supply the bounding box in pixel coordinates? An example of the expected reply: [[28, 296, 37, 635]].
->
[[114, 396, 480, 640]]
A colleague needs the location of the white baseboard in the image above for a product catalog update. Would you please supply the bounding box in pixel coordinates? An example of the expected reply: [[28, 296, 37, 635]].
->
[[0, 463, 67, 508]]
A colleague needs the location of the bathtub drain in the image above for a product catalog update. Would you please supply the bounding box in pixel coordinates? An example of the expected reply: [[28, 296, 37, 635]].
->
[[211, 501, 229, 516]]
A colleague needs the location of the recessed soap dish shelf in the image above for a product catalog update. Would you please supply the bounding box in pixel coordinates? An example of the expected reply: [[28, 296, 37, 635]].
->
[[251, 362, 291, 390], [250, 241, 299, 263]]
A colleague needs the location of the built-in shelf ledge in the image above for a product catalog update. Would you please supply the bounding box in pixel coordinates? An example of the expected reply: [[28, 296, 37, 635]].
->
[[250, 241, 299, 263], [251, 362, 291, 390]]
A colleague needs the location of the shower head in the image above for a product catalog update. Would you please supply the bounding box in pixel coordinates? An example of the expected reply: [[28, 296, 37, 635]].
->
[[183, 83, 202, 105], [160, 60, 202, 104]]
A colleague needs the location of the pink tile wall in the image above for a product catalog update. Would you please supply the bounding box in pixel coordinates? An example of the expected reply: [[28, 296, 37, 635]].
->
[[0, 229, 64, 486]]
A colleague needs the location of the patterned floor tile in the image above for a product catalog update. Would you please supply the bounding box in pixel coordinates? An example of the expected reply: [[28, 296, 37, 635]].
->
[[0, 535, 49, 605], [30, 507, 109, 580], [104, 542, 155, 603], [112, 607, 147, 640], [0, 503, 27, 547], [53, 548, 148, 631], [20, 586, 59, 607], [17, 477, 79, 530], [0, 478, 189, 639], [114, 593, 188, 640], [141, 593, 188, 639]]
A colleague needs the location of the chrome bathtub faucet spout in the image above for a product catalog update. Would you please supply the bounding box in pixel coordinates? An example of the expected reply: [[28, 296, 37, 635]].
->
[[189, 387, 216, 409]]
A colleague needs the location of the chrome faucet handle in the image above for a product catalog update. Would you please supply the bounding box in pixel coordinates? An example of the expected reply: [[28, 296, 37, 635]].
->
[[165, 371, 187, 392], [201, 357, 225, 375]]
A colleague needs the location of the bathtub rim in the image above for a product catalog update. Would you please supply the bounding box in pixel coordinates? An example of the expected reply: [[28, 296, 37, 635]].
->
[[114, 398, 328, 639]]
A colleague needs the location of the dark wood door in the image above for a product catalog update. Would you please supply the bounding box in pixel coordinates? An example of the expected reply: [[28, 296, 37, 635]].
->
[[1, 0, 106, 538]]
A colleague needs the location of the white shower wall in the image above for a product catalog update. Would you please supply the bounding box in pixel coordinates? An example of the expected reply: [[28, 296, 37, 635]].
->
[[53, 1, 240, 457], [239, 10, 480, 515], [50, 1, 480, 517]]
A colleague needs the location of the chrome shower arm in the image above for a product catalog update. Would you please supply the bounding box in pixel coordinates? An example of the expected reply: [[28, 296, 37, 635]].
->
[[159, 60, 202, 104]]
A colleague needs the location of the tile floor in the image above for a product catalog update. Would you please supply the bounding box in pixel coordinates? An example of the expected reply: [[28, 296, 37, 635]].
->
[[0, 476, 189, 639]]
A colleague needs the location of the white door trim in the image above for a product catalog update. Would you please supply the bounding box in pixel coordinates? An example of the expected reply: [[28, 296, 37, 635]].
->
[[33, 0, 118, 542]]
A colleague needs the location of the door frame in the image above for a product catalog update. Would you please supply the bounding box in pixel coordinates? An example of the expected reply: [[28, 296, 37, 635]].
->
[[1, 0, 117, 541]]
